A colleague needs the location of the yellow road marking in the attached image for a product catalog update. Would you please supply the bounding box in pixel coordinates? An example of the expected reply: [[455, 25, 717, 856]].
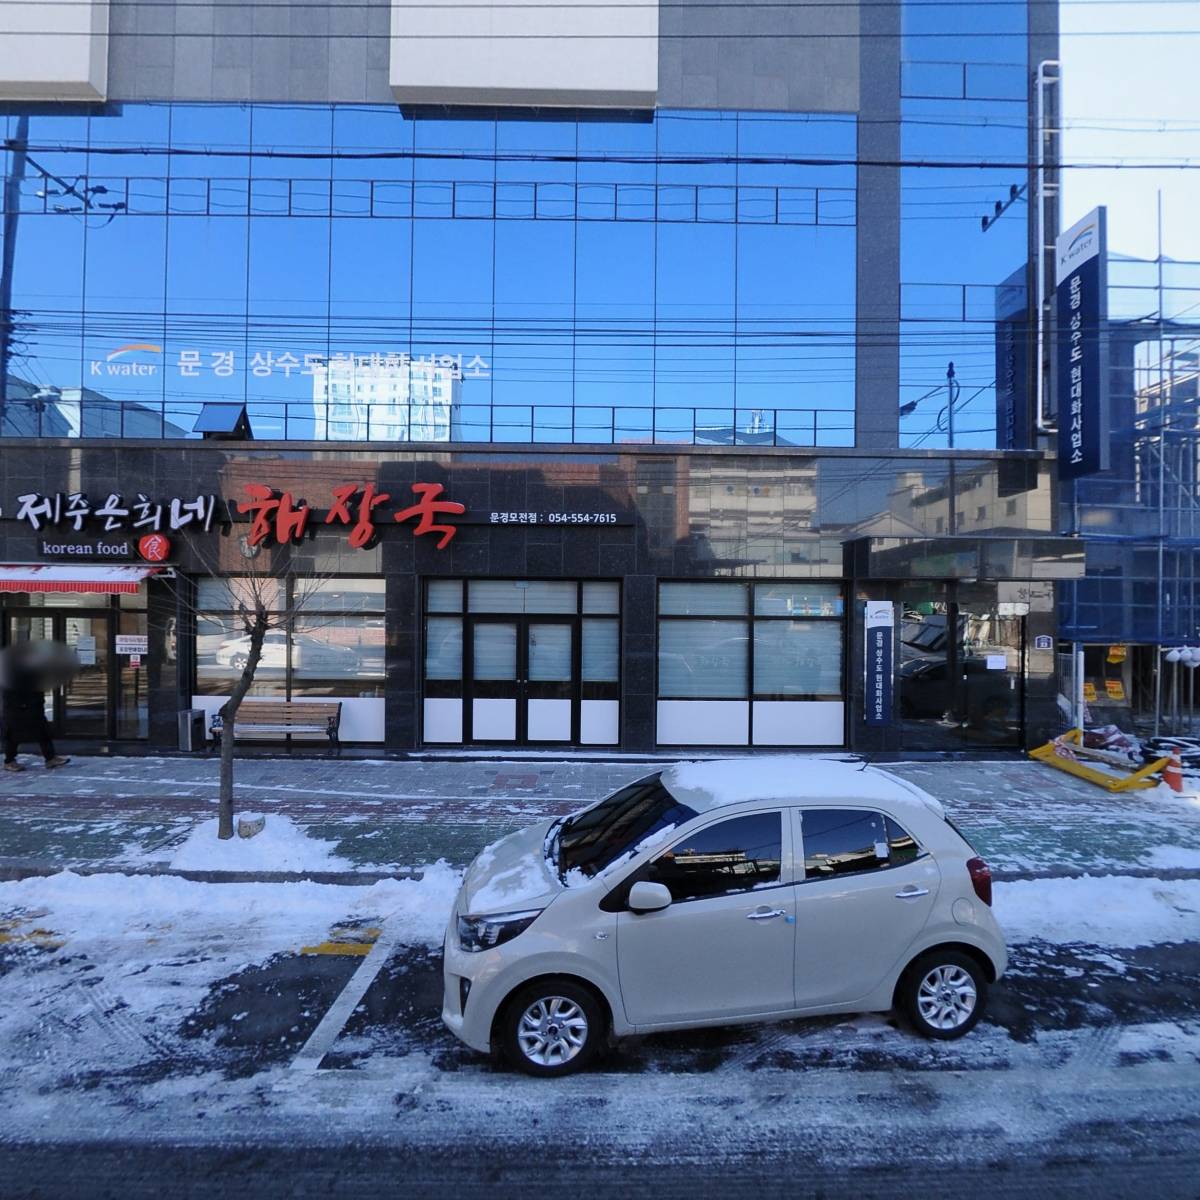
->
[[300, 925, 381, 957]]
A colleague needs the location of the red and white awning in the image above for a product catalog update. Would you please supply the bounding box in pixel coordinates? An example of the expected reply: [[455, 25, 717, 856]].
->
[[0, 565, 161, 595]]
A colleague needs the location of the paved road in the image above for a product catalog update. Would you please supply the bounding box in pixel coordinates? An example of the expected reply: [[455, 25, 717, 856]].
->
[[5, 1141, 1200, 1200]]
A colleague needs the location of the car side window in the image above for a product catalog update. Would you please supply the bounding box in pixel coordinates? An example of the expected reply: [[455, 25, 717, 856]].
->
[[645, 812, 782, 903], [886, 816, 920, 866], [801, 809, 895, 879]]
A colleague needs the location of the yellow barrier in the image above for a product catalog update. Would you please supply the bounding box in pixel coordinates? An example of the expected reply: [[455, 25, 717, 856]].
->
[[1029, 728, 1169, 793]]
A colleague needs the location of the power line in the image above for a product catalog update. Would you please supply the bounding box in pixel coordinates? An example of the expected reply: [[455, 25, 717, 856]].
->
[[9, 143, 1200, 168]]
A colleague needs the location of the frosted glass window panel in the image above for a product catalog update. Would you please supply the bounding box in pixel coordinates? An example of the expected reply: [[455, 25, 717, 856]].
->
[[659, 620, 748, 698], [196, 577, 283, 611], [528, 623, 573, 682], [469, 580, 578, 613], [582, 619, 619, 682], [659, 582, 748, 617], [473, 623, 517, 680], [425, 617, 463, 680], [754, 583, 844, 618], [427, 580, 463, 612], [753, 621, 844, 696], [297, 577, 386, 613], [291, 617, 386, 683], [520, 582, 578, 613], [582, 581, 620, 614]]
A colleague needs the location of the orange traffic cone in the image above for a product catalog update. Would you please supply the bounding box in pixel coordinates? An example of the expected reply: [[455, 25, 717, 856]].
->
[[1162, 749, 1184, 793]]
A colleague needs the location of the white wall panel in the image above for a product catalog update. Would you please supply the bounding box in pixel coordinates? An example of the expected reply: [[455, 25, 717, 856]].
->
[[656, 700, 749, 747], [527, 698, 572, 742], [423, 698, 463, 744], [580, 700, 619, 745], [0, 0, 108, 100], [473, 697, 517, 741], [390, 0, 657, 107], [752, 701, 845, 747]]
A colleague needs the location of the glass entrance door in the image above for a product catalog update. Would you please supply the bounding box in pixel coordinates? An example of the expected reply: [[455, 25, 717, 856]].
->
[[957, 592, 1023, 747], [525, 621, 574, 743], [62, 615, 110, 737], [898, 589, 1024, 749], [470, 619, 519, 741], [3, 611, 111, 737], [465, 616, 577, 744]]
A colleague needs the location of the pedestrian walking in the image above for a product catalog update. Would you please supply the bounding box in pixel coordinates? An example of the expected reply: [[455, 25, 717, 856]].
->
[[1, 643, 70, 772]]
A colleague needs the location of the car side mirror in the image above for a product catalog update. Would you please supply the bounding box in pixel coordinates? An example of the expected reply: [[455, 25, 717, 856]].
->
[[628, 881, 672, 913]]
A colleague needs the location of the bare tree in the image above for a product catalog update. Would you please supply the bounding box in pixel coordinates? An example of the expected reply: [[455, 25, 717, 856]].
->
[[159, 534, 334, 840]]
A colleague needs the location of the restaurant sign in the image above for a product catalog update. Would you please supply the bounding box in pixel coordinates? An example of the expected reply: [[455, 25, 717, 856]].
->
[[14, 484, 633, 553]]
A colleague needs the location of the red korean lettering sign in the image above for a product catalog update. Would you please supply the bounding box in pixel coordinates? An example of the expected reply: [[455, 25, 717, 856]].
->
[[236, 481, 465, 549]]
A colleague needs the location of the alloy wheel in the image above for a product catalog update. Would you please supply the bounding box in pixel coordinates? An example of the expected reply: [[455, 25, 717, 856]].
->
[[916, 964, 977, 1030], [516, 995, 589, 1068]]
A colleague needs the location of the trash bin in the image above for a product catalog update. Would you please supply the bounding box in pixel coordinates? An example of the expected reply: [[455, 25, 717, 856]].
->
[[178, 708, 207, 752]]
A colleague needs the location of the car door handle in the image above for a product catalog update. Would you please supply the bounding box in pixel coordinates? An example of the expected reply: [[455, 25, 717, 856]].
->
[[747, 908, 787, 920], [895, 887, 930, 899]]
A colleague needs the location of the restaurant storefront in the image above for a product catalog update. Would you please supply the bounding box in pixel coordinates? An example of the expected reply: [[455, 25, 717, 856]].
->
[[0, 441, 1083, 755]]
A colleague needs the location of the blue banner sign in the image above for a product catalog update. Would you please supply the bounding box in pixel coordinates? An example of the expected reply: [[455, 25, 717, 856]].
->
[[1055, 207, 1110, 480], [864, 601, 894, 726]]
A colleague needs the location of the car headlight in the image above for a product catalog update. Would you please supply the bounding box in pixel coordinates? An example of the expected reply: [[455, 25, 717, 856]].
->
[[456, 909, 543, 953]]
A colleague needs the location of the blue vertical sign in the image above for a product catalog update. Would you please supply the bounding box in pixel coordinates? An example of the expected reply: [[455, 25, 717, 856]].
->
[[1056, 207, 1110, 480], [864, 601, 894, 726]]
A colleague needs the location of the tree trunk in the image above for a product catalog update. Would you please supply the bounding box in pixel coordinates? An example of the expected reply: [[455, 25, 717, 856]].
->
[[216, 614, 268, 840]]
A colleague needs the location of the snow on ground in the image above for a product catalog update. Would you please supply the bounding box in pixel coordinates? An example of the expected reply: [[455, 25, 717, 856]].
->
[[996, 875, 1200, 947], [168, 814, 353, 872], [0, 862, 461, 949], [1140, 843, 1200, 869]]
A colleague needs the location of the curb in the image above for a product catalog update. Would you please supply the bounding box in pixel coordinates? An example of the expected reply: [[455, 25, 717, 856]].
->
[[0, 865, 424, 886]]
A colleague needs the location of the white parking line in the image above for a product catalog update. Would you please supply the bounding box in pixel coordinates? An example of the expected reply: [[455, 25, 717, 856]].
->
[[289, 924, 403, 1073]]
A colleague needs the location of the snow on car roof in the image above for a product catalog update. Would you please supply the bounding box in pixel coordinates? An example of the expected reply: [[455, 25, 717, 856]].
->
[[661, 757, 944, 817]]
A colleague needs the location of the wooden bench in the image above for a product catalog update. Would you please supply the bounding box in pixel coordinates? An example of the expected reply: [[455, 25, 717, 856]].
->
[[210, 700, 342, 754]]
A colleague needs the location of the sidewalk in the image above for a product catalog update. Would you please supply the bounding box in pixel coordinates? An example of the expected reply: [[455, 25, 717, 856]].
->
[[1, 754, 1199, 883]]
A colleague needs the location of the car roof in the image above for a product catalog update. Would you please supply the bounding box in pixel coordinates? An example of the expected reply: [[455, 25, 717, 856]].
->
[[660, 757, 944, 820]]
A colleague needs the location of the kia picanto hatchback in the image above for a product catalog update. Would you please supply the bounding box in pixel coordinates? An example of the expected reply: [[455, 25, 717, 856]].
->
[[442, 758, 1006, 1077]]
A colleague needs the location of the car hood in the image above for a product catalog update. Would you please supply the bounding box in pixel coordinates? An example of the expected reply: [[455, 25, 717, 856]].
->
[[460, 818, 564, 916]]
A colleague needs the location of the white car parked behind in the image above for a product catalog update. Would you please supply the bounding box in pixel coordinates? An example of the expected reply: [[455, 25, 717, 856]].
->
[[442, 757, 1005, 1076]]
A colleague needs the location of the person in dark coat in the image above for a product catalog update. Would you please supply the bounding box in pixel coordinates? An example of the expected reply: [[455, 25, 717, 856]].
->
[[1, 643, 69, 771]]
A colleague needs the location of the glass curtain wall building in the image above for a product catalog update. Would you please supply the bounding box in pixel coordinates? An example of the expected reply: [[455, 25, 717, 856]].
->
[[0, 106, 858, 446], [0, 0, 1077, 755]]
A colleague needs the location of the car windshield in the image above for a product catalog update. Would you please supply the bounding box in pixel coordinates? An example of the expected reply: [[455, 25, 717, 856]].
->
[[556, 774, 697, 880]]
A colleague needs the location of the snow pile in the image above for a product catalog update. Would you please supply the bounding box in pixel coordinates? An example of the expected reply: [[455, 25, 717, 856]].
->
[[169, 814, 352, 873], [468, 858, 552, 912], [0, 860, 462, 949], [1140, 844, 1200, 870], [996, 875, 1200, 947]]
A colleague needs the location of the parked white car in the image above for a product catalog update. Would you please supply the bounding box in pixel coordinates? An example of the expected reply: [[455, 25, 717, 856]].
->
[[214, 631, 358, 673], [442, 757, 1005, 1076]]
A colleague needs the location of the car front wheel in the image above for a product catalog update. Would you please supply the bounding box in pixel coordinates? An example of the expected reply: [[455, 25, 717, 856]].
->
[[901, 950, 988, 1040], [501, 980, 603, 1077]]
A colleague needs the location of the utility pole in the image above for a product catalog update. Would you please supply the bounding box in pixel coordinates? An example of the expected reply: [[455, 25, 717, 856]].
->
[[947, 361, 958, 534]]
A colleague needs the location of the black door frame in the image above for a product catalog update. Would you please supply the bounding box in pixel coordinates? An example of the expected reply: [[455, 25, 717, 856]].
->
[[463, 613, 580, 745], [1, 607, 115, 739]]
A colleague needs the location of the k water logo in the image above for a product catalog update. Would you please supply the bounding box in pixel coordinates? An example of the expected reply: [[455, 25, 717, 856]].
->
[[89, 342, 162, 378]]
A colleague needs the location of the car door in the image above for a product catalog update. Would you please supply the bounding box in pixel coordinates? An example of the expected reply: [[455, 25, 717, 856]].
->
[[791, 807, 940, 1009], [614, 810, 796, 1026]]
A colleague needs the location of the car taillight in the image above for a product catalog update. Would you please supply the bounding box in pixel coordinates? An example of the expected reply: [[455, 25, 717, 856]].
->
[[967, 857, 992, 907]]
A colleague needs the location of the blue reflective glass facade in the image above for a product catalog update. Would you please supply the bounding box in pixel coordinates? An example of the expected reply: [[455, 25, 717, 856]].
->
[[0, 106, 857, 445], [899, 0, 1032, 451]]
